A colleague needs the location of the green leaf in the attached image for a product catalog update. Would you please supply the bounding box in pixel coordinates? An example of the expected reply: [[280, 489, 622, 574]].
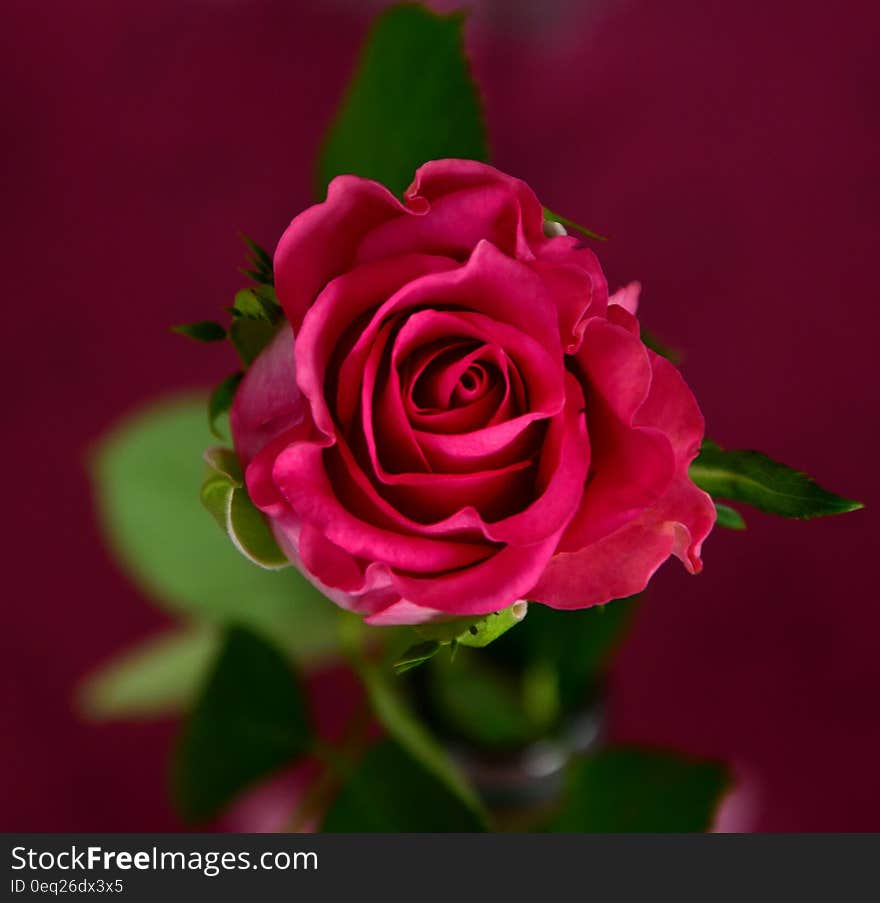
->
[[208, 372, 243, 439], [77, 627, 220, 720], [170, 320, 227, 342], [322, 740, 486, 832], [714, 502, 746, 530], [173, 626, 311, 823], [200, 446, 287, 569], [550, 747, 728, 832], [393, 640, 441, 675], [317, 4, 489, 198], [690, 440, 864, 519], [542, 208, 608, 242], [91, 393, 339, 665]]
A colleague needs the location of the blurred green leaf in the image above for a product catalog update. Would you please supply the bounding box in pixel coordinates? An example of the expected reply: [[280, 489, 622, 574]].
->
[[491, 598, 638, 716], [173, 626, 311, 823], [91, 393, 338, 665], [690, 440, 864, 518], [322, 740, 486, 832], [170, 321, 227, 342], [714, 502, 746, 530], [77, 627, 220, 720], [427, 648, 536, 751], [551, 747, 728, 832], [317, 4, 488, 198]]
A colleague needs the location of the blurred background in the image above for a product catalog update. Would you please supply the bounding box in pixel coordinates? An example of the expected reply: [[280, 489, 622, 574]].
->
[[2, 0, 877, 830]]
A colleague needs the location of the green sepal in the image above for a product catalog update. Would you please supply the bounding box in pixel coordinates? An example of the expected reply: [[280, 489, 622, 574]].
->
[[231, 286, 281, 322], [238, 233, 274, 286], [393, 640, 441, 675], [208, 372, 243, 439], [543, 208, 608, 242], [229, 318, 279, 367], [171, 321, 227, 342], [714, 501, 746, 530], [690, 439, 864, 519], [415, 601, 528, 650], [200, 447, 288, 570], [641, 329, 682, 364]]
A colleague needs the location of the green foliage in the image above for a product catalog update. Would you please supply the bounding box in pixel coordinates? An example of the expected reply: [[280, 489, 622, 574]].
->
[[208, 372, 243, 439], [316, 4, 489, 197], [417, 600, 636, 751], [170, 321, 227, 342], [542, 208, 608, 242], [495, 598, 637, 715], [414, 602, 528, 650], [200, 448, 288, 569], [173, 627, 311, 823], [550, 747, 728, 832], [714, 502, 746, 530], [91, 394, 338, 665], [691, 440, 863, 518], [322, 741, 486, 832], [393, 640, 441, 675], [77, 628, 220, 720], [231, 285, 281, 322], [228, 287, 283, 366], [238, 233, 274, 286], [427, 648, 536, 751], [337, 613, 486, 820], [229, 319, 277, 368], [641, 329, 682, 364]]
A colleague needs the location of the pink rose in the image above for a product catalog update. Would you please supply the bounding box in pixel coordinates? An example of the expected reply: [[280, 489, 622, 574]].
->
[[231, 160, 715, 626]]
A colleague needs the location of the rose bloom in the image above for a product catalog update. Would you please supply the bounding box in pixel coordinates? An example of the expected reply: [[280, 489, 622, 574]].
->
[[231, 160, 715, 625]]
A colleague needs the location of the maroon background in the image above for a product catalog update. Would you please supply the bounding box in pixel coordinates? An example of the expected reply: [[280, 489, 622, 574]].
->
[[3, 0, 877, 830]]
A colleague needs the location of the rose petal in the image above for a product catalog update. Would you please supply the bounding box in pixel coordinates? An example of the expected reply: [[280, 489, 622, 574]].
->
[[274, 175, 413, 332], [230, 323, 305, 468], [609, 280, 641, 315]]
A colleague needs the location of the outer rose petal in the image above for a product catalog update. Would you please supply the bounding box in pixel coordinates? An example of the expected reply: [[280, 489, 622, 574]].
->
[[530, 474, 714, 608], [405, 159, 547, 257], [230, 323, 305, 468], [532, 345, 716, 608], [560, 318, 675, 550], [274, 175, 412, 333]]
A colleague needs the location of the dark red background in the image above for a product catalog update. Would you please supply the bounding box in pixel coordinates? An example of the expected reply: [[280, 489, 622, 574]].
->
[[3, 0, 877, 830]]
